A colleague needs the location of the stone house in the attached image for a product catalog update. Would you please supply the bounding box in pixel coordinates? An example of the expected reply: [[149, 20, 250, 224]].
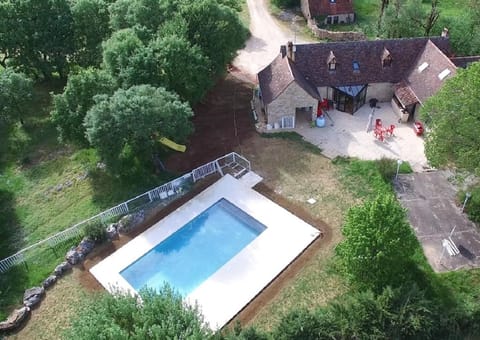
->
[[301, 0, 355, 25], [257, 34, 478, 129]]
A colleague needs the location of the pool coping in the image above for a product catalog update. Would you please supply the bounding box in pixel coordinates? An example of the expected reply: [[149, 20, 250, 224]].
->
[[90, 174, 320, 329]]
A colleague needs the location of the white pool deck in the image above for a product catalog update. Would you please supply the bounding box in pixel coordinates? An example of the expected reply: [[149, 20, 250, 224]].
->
[[90, 174, 320, 329]]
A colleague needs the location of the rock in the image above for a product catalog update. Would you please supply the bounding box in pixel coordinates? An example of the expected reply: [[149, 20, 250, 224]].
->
[[55, 184, 63, 192], [42, 275, 57, 289], [54, 261, 71, 277], [65, 180, 73, 187], [0, 306, 30, 332], [106, 223, 119, 240], [118, 210, 145, 234], [23, 287, 45, 308], [65, 248, 81, 265], [77, 237, 95, 256]]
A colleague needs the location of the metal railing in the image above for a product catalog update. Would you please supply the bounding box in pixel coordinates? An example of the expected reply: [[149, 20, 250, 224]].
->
[[0, 152, 250, 274]]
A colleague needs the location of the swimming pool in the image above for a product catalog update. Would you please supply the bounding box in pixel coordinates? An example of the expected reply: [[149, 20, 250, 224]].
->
[[120, 199, 266, 296], [91, 174, 320, 329]]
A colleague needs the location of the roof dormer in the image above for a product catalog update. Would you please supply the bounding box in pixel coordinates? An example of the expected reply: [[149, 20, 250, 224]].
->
[[327, 51, 336, 71], [381, 47, 393, 67]]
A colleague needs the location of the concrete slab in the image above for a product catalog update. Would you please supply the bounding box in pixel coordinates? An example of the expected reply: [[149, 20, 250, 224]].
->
[[91, 174, 319, 329], [294, 102, 428, 172], [395, 171, 480, 272]]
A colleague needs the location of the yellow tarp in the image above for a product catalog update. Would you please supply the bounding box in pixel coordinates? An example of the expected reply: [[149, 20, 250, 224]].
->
[[159, 137, 186, 152]]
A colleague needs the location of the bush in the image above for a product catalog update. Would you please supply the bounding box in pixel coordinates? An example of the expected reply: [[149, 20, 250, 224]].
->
[[82, 220, 106, 242], [459, 186, 480, 223], [271, 0, 299, 9], [64, 286, 211, 339]]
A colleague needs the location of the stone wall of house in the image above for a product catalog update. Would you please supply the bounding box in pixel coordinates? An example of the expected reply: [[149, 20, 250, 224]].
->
[[300, 0, 311, 19], [366, 83, 394, 102], [307, 19, 366, 41], [267, 82, 318, 127]]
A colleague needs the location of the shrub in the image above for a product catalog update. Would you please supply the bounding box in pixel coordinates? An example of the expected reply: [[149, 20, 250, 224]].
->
[[82, 220, 106, 242], [271, 0, 299, 9], [459, 186, 480, 223]]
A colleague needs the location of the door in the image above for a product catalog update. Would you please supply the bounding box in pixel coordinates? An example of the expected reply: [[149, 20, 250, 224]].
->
[[281, 115, 295, 129]]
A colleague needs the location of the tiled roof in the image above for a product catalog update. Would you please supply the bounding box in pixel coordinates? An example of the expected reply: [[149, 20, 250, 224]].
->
[[309, 0, 354, 17], [406, 40, 457, 104], [258, 54, 319, 104], [281, 37, 451, 88]]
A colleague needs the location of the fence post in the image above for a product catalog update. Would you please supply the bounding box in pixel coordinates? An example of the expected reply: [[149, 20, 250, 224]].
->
[[216, 160, 224, 177]]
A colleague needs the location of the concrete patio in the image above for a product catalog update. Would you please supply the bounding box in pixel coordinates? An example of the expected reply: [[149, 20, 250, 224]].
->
[[294, 102, 428, 172]]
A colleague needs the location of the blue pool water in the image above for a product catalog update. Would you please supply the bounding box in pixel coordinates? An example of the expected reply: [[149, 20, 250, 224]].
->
[[120, 199, 266, 296]]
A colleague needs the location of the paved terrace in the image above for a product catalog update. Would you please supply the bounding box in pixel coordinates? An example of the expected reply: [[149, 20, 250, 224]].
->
[[295, 102, 428, 172]]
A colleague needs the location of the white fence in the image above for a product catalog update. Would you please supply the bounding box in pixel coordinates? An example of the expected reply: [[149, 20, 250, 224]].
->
[[0, 152, 250, 274]]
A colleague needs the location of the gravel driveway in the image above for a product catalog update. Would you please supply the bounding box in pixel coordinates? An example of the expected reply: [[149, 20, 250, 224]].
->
[[232, 0, 311, 79]]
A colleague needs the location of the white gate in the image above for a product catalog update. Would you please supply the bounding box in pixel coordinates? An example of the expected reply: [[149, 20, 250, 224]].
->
[[281, 115, 295, 129]]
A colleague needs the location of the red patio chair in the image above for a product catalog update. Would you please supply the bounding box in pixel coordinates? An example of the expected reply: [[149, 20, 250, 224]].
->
[[386, 124, 395, 137]]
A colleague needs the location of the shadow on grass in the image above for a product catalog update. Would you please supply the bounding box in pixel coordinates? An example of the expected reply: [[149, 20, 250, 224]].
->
[[0, 236, 80, 320], [88, 166, 178, 211], [0, 190, 24, 259]]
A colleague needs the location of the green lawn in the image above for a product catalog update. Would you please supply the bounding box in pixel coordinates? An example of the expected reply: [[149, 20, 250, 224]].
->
[[0, 82, 175, 319]]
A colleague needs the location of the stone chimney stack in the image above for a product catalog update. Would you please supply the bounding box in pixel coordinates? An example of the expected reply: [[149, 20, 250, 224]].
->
[[441, 27, 449, 38], [287, 41, 296, 62]]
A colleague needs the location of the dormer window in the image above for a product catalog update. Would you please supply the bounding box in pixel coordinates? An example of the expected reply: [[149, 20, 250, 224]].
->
[[353, 61, 360, 72], [381, 47, 393, 67], [327, 50, 336, 71]]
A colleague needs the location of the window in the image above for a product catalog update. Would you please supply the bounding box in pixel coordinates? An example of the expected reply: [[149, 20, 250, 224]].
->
[[330, 0, 336, 3], [329, 62, 336, 71], [438, 69, 451, 80], [333, 16, 339, 24], [382, 57, 392, 67], [353, 61, 360, 72], [326, 16, 332, 24], [418, 62, 428, 72]]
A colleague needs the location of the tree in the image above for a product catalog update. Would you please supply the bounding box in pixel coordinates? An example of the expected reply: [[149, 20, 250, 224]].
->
[[335, 194, 417, 292], [51, 68, 116, 145], [274, 285, 439, 339], [0, 1, 17, 68], [102, 28, 145, 87], [182, 0, 248, 76], [10, 0, 75, 79], [84, 85, 193, 170], [378, 0, 440, 38], [64, 286, 212, 339], [421, 62, 480, 174], [71, 0, 111, 67], [0, 68, 34, 125], [150, 34, 212, 104]]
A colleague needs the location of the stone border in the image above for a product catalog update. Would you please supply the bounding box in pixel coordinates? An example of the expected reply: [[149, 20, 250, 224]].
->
[[0, 210, 145, 334]]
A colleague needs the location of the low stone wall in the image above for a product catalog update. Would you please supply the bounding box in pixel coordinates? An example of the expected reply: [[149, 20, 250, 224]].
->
[[307, 19, 366, 41], [0, 210, 146, 335]]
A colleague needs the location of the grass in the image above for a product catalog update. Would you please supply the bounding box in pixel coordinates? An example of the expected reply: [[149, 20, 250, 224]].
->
[[0, 82, 176, 319]]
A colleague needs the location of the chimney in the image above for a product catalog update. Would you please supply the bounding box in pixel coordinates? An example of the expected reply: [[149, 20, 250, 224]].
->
[[441, 27, 449, 38], [287, 41, 295, 62]]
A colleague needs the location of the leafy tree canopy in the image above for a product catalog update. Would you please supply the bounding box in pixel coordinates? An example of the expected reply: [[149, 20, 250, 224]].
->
[[71, 0, 112, 67], [0, 68, 34, 125], [275, 285, 445, 340], [421, 62, 480, 174], [335, 193, 418, 292], [51, 68, 116, 145], [64, 286, 212, 339], [84, 84, 193, 170], [5, 0, 75, 79], [181, 0, 248, 76]]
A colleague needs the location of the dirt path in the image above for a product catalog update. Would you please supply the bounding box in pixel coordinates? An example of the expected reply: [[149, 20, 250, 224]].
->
[[232, 0, 311, 80]]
